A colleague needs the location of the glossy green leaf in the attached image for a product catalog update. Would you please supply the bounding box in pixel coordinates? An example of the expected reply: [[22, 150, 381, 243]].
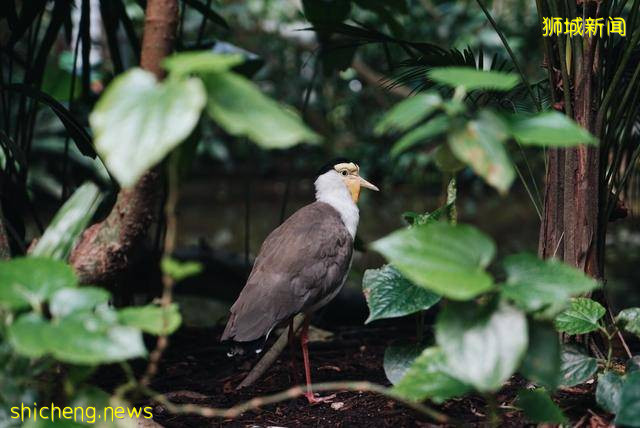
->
[[616, 307, 640, 337], [516, 388, 566, 424], [501, 253, 600, 315], [202, 72, 320, 149], [447, 111, 514, 194], [371, 222, 496, 300], [49, 287, 111, 318], [616, 372, 640, 426], [520, 321, 561, 390], [118, 303, 182, 335], [390, 115, 449, 157], [559, 345, 597, 387], [555, 298, 605, 335], [375, 92, 442, 135], [392, 347, 470, 403], [428, 67, 519, 91], [31, 183, 103, 261], [163, 52, 243, 76], [362, 264, 440, 323], [0, 257, 77, 310], [90, 68, 206, 187], [596, 371, 625, 414], [435, 301, 528, 391], [507, 111, 598, 146], [161, 257, 204, 281], [384, 344, 423, 385]]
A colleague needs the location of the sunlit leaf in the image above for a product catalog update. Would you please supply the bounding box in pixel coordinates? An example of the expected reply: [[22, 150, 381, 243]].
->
[[507, 111, 598, 146], [163, 52, 243, 77], [501, 253, 600, 315], [362, 264, 440, 323], [559, 345, 597, 387], [49, 287, 111, 318], [375, 92, 442, 135], [371, 222, 495, 300], [384, 344, 423, 385], [616, 307, 640, 338], [31, 182, 103, 261], [90, 68, 206, 187], [520, 321, 561, 390], [448, 111, 514, 194], [392, 347, 470, 403], [616, 372, 640, 426], [0, 257, 77, 310], [516, 388, 566, 424], [435, 300, 528, 391], [202, 72, 320, 149], [390, 115, 449, 157], [555, 297, 605, 335], [596, 371, 625, 414], [428, 67, 519, 91], [118, 303, 182, 335]]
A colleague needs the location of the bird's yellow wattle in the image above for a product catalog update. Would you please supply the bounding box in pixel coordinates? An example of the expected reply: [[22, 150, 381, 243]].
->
[[346, 179, 361, 203]]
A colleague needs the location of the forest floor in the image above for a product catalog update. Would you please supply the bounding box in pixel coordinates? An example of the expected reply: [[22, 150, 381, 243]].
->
[[116, 323, 614, 427]]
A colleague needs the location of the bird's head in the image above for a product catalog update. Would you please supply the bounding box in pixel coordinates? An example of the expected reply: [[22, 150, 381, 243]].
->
[[315, 158, 379, 203]]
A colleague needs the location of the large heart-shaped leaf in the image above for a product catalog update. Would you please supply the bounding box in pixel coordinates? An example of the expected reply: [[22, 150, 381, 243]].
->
[[371, 222, 496, 300], [501, 253, 600, 315], [520, 321, 561, 389], [516, 388, 566, 424], [428, 67, 519, 91], [30, 182, 103, 261], [392, 347, 470, 403], [384, 344, 424, 385], [202, 72, 320, 149], [362, 264, 440, 323], [507, 111, 598, 146], [559, 345, 597, 387], [0, 257, 77, 310], [447, 110, 514, 194], [616, 372, 640, 426], [617, 307, 640, 338], [555, 298, 605, 335], [435, 301, 528, 391], [596, 371, 625, 414], [118, 303, 182, 335], [375, 92, 442, 135], [90, 68, 206, 187]]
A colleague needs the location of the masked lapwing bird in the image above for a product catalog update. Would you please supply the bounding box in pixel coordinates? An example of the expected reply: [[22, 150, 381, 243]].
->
[[221, 158, 379, 403]]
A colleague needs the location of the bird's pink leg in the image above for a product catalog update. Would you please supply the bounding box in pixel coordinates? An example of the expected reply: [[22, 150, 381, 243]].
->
[[288, 318, 299, 385], [300, 316, 334, 404]]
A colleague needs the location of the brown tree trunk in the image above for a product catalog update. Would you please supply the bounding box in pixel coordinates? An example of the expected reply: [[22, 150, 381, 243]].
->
[[70, 0, 178, 284]]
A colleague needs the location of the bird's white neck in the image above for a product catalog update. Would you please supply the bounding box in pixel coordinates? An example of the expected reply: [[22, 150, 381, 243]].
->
[[314, 171, 359, 239]]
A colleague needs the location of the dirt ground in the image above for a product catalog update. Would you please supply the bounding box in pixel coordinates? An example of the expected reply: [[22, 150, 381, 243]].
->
[[116, 323, 614, 428]]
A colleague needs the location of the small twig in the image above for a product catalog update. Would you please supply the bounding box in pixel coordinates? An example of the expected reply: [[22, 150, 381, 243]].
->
[[237, 314, 305, 389]]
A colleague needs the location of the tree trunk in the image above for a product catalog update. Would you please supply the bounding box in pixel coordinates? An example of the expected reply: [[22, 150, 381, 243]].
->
[[0, 210, 10, 259], [70, 0, 178, 284]]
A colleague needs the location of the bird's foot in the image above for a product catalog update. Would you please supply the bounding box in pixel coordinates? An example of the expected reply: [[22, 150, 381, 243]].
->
[[305, 392, 336, 404]]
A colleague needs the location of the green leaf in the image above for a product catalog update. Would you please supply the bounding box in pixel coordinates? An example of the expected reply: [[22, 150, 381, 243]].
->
[[520, 321, 561, 390], [501, 253, 600, 315], [362, 264, 440, 323], [0, 257, 77, 310], [118, 303, 182, 335], [7, 313, 52, 358], [163, 52, 243, 77], [371, 222, 496, 300], [555, 297, 605, 335], [384, 344, 423, 385], [161, 257, 203, 281], [507, 111, 598, 146], [559, 345, 597, 387], [627, 356, 640, 373], [428, 67, 519, 91], [616, 372, 640, 426], [31, 183, 103, 261], [516, 388, 566, 424], [616, 307, 640, 338], [392, 347, 470, 403], [202, 72, 320, 149], [433, 144, 465, 172], [596, 371, 625, 414], [390, 115, 449, 157], [49, 287, 111, 318], [435, 301, 528, 391], [375, 92, 442, 135], [447, 111, 515, 194], [90, 68, 206, 187], [402, 203, 452, 227]]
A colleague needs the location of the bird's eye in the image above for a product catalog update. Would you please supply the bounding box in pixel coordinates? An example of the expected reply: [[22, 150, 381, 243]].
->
[[341, 170, 348, 176]]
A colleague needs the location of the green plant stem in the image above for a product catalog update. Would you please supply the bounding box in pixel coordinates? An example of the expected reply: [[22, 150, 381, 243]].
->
[[446, 176, 457, 224], [473, 0, 541, 111], [484, 393, 501, 427]]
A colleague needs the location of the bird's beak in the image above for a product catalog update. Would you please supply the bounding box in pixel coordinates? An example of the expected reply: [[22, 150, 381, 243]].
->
[[359, 176, 379, 192]]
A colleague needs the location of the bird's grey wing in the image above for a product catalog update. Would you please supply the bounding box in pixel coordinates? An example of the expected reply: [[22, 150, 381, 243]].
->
[[221, 202, 353, 342]]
